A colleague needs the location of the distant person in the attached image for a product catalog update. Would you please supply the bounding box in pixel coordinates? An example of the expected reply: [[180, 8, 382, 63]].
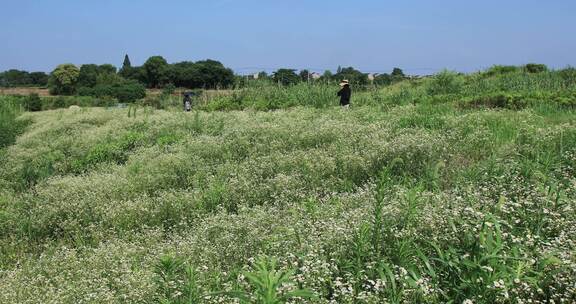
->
[[183, 92, 192, 112], [337, 80, 351, 108]]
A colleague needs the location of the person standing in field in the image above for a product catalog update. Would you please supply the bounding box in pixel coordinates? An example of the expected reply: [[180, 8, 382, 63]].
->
[[183, 92, 192, 112], [337, 79, 351, 108]]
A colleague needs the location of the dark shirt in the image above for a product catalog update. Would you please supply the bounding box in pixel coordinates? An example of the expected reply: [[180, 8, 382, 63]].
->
[[337, 85, 351, 105]]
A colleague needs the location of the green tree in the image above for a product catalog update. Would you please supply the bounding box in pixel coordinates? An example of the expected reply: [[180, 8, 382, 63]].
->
[[122, 54, 131, 70], [299, 69, 311, 82], [272, 69, 300, 86], [143, 56, 168, 88], [321, 70, 333, 82], [2, 69, 32, 86], [119, 54, 133, 78], [49, 64, 80, 95], [98, 64, 117, 75], [77, 64, 100, 87], [334, 67, 368, 85], [29, 72, 49, 86], [194, 59, 235, 89], [374, 73, 392, 86], [391, 67, 405, 78]]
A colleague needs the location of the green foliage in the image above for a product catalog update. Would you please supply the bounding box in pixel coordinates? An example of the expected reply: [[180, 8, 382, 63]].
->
[[1, 69, 576, 303], [162, 83, 176, 96], [321, 70, 333, 80], [299, 69, 310, 82], [524, 63, 548, 73], [0, 97, 29, 148], [0, 70, 48, 87], [49, 63, 80, 95], [78, 64, 118, 87], [272, 69, 300, 86], [143, 56, 169, 88], [224, 256, 314, 304], [111, 81, 146, 102], [119, 54, 132, 78], [426, 70, 463, 95], [23, 93, 42, 111], [461, 91, 576, 109], [29, 72, 49, 86], [484, 65, 519, 76], [154, 255, 201, 304], [153, 59, 234, 89], [79, 77, 145, 103], [391, 67, 406, 82], [334, 66, 369, 85], [374, 73, 392, 85]]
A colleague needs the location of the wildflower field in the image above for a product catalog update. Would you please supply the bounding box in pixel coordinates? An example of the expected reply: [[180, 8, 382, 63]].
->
[[1, 69, 576, 303]]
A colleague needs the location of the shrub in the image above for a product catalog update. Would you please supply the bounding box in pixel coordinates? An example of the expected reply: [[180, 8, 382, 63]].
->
[[484, 65, 519, 76], [23, 93, 42, 111], [162, 83, 176, 96], [559, 67, 576, 83], [140, 96, 163, 109], [76, 86, 94, 96], [86, 81, 145, 103], [112, 82, 146, 102], [426, 70, 463, 95], [272, 69, 300, 86], [524, 63, 548, 73], [460, 93, 529, 109]]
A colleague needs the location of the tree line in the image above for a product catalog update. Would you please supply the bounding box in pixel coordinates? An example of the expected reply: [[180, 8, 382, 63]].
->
[[1, 54, 410, 102], [0, 70, 49, 87], [258, 66, 407, 86]]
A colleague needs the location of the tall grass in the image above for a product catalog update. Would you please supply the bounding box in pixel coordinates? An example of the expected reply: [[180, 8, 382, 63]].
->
[[0, 69, 576, 303], [0, 96, 29, 148], [194, 69, 576, 111]]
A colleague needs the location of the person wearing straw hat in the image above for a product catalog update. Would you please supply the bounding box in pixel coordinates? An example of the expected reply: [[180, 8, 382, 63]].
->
[[337, 79, 351, 108]]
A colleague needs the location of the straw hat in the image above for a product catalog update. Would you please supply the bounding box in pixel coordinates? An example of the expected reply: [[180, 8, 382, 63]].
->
[[339, 79, 350, 86]]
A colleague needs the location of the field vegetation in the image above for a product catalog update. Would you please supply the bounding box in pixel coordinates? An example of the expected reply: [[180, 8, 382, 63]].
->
[[0, 65, 575, 303]]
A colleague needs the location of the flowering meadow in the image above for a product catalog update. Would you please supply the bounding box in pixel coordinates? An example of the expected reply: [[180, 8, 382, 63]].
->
[[1, 80, 576, 303]]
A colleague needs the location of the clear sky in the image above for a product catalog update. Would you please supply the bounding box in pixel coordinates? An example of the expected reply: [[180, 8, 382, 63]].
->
[[1, 0, 575, 75]]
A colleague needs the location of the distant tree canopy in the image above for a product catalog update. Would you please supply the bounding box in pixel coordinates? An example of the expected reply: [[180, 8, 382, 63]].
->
[[524, 63, 548, 74], [322, 70, 333, 80], [273, 69, 300, 86], [299, 69, 310, 82], [121, 56, 234, 89], [391, 67, 406, 82], [77, 64, 118, 88], [333, 67, 369, 85], [49, 64, 80, 95], [0, 69, 48, 87], [142, 56, 168, 88], [374, 73, 392, 86]]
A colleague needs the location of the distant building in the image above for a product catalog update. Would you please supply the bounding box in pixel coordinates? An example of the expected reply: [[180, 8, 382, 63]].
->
[[368, 73, 379, 81], [310, 72, 321, 80]]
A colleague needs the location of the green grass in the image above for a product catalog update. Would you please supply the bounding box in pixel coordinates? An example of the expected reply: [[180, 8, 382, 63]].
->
[[0, 96, 30, 148], [193, 68, 576, 111], [0, 69, 575, 303]]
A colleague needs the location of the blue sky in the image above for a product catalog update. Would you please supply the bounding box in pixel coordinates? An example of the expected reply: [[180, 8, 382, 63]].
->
[[1, 0, 575, 75]]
